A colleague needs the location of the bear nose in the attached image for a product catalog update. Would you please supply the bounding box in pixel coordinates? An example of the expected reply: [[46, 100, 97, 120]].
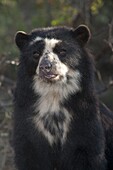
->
[[39, 59, 52, 72]]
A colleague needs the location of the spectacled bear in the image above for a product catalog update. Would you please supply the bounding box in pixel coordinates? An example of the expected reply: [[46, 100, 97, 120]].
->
[[13, 25, 113, 170]]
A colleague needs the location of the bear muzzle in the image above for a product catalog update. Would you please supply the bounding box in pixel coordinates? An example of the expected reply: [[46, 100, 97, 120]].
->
[[39, 58, 58, 80]]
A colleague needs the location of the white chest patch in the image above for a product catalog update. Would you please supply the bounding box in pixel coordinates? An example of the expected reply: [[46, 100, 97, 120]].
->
[[33, 85, 72, 145]]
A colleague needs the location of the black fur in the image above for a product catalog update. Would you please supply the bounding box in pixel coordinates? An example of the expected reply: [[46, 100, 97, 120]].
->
[[13, 25, 113, 170]]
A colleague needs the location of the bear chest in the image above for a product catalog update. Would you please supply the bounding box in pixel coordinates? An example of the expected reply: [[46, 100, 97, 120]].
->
[[33, 94, 72, 145]]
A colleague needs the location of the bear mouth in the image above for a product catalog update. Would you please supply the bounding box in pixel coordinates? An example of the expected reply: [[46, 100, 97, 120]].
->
[[39, 71, 60, 81], [45, 74, 59, 79]]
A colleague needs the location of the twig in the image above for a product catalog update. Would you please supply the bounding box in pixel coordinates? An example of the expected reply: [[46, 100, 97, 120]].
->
[[0, 141, 8, 170], [104, 19, 113, 52], [0, 75, 15, 86], [0, 116, 6, 128], [0, 101, 13, 108], [97, 79, 113, 95]]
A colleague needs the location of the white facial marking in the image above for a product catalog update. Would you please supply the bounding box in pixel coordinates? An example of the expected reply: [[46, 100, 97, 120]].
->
[[44, 38, 61, 50], [30, 36, 43, 45], [35, 38, 62, 75]]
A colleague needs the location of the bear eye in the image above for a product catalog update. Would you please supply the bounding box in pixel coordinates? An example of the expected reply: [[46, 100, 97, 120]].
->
[[33, 51, 40, 61], [59, 49, 66, 56]]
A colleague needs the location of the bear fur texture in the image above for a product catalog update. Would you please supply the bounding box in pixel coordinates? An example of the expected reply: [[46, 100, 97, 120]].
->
[[13, 25, 113, 170]]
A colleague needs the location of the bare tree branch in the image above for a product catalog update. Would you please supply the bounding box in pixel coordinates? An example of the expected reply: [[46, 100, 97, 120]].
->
[[97, 79, 113, 95], [104, 19, 113, 52]]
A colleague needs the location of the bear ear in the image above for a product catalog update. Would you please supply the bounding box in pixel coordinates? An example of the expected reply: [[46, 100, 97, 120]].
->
[[15, 31, 29, 50], [72, 25, 91, 46]]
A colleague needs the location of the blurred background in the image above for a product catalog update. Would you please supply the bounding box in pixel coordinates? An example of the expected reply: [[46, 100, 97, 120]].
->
[[0, 0, 113, 169]]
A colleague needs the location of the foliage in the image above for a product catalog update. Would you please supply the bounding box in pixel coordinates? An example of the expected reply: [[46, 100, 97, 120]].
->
[[51, 3, 78, 26], [91, 0, 104, 14]]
